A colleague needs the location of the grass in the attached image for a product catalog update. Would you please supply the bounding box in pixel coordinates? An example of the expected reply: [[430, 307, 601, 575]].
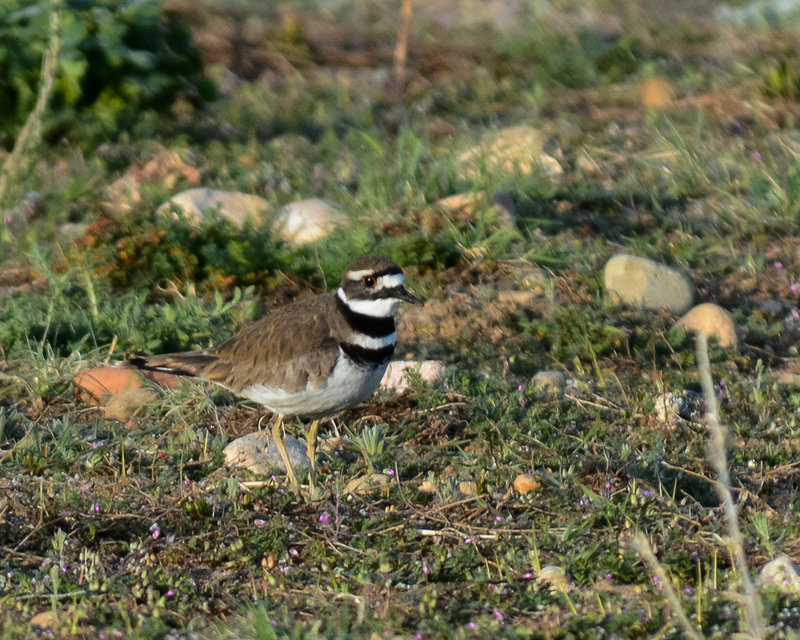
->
[[2, 0, 800, 638]]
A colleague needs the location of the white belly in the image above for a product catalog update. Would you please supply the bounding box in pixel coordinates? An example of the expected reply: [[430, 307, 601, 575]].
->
[[240, 350, 388, 419]]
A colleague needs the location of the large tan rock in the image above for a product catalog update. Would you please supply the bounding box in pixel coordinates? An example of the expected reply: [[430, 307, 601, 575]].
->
[[274, 198, 347, 245], [604, 254, 693, 313], [380, 360, 446, 393], [458, 126, 563, 179], [158, 188, 272, 228]]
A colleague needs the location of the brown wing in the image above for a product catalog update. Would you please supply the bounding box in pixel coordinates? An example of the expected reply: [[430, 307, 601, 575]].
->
[[132, 293, 341, 394]]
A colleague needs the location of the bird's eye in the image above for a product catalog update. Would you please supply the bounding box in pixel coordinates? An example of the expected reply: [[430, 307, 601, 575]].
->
[[362, 275, 376, 288]]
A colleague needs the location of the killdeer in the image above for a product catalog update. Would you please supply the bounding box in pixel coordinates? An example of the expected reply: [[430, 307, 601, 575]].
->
[[130, 255, 422, 495]]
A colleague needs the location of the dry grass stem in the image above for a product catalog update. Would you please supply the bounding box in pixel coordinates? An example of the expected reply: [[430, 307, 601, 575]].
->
[[632, 531, 705, 640], [0, 2, 61, 211], [696, 332, 767, 640]]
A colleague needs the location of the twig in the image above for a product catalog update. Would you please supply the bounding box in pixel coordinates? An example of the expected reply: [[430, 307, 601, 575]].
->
[[0, 2, 61, 211], [392, 0, 413, 85]]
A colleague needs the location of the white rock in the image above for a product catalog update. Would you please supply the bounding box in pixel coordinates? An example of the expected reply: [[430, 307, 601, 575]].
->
[[380, 360, 446, 393], [274, 198, 347, 246], [224, 431, 309, 476], [531, 370, 568, 393], [458, 126, 563, 179], [674, 303, 738, 350], [345, 473, 392, 495], [760, 555, 800, 595], [158, 188, 272, 228], [604, 254, 693, 314], [536, 565, 572, 594]]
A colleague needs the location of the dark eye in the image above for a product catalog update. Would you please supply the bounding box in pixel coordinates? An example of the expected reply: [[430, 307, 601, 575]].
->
[[362, 275, 376, 288]]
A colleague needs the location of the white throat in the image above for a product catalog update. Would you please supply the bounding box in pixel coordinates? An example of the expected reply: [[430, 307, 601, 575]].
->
[[337, 287, 398, 317]]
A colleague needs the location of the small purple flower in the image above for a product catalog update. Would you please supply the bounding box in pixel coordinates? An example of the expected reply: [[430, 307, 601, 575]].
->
[[319, 513, 329, 523], [495, 516, 503, 523], [149, 523, 161, 539], [517, 385, 523, 392], [184, 478, 190, 486], [494, 611, 503, 620], [254, 518, 266, 526], [166, 589, 174, 597], [289, 548, 299, 557], [467, 622, 477, 630], [423, 564, 430, 575], [752, 151, 762, 161], [522, 572, 533, 579], [415, 634, 423, 640], [776, 261, 784, 269], [652, 576, 659, 584], [384, 468, 395, 477], [464, 537, 472, 544], [792, 284, 798, 293], [3, 216, 11, 225]]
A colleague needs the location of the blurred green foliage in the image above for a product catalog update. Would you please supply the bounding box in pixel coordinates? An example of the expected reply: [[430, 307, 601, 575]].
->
[[0, 0, 214, 147]]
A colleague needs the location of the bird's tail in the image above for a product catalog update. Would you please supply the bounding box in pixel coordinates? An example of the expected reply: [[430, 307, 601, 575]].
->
[[128, 351, 217, 379]]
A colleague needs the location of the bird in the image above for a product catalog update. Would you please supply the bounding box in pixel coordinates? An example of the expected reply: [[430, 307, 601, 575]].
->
[[129, 255, 422, 495]]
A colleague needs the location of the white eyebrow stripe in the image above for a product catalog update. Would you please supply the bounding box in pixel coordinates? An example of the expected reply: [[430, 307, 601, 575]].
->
[[347, 270, 405, 290], [375, 273, 404, 289]]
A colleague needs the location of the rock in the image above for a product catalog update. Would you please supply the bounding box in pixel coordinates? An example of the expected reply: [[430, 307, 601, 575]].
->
[[31, 610, 60, 630], [104, 388, 157, 421], [158, 188, 272, 228], [640, 76, 676, 108], [380, 360, 446, 393], [514, 473, 539, 495], [458, 481, 478, 496], [420, 190, 516, 233], [74, 366, 178, 404], [775, 370, 800, 386], [345, 473, 392, 495], [102, 147, 201, 217], [273, 198, 347, 245], [536, 565, 571, 593], [224, 431, 309, 476], [674, 303, 738, 349], [653, 391, 695, 425], [57, 223, 88, 242], [458, 126, 563, 179], [604, 254, 693, 314], [760, 555, 800, 595], [531, 370, 568, 393]]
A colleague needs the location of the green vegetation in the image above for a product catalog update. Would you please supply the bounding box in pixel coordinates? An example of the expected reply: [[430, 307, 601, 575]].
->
[[2, 0, 800, 638]]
